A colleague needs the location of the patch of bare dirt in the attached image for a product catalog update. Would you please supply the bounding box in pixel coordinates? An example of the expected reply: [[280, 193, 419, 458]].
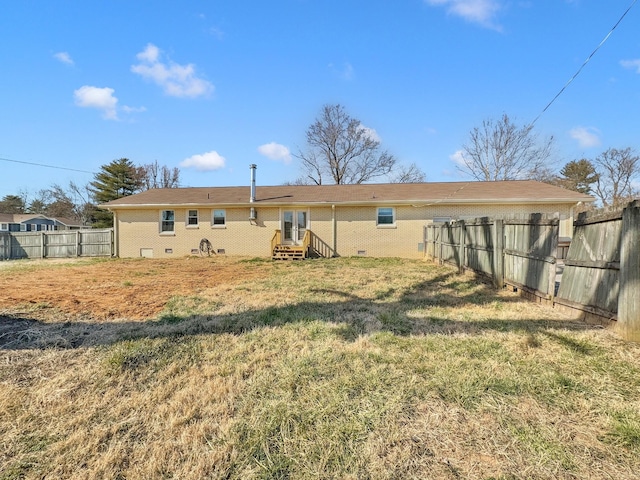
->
[[0, 257, 267, 320]]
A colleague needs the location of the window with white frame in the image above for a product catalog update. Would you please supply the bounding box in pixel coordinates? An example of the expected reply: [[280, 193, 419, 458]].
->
[[161, 210, 175, 233], [377, 207, 395, 226], [0, 223, 7, 231], [187, 209, 199, 226], [212, 209, 226, 227]]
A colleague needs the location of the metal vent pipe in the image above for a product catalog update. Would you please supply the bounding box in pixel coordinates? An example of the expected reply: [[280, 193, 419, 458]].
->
[[250, 164, 257, 203]]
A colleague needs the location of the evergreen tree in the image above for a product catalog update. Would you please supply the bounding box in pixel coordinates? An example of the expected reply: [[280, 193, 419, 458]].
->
[[0, 194, 26, 214], [90, 158, 142, 227], [557, 159, 598, 194]]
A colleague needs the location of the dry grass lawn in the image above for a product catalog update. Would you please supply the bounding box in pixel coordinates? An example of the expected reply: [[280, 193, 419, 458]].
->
[[1, 256, 639, 479]]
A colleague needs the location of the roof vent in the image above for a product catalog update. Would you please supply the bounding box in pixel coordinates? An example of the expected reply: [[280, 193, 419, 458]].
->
[[250, 164, 257, 203]]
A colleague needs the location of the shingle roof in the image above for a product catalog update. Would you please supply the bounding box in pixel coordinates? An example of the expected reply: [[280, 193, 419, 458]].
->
[[0, 213, 83, 226], [101, 180, 594, 209]]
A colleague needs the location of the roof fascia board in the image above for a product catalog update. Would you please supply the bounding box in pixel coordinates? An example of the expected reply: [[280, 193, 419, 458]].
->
[[102, 198, 592, 210]]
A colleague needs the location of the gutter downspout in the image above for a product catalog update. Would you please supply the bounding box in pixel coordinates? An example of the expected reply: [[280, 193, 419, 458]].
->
[[112, 210, 118, 257], [332, 204, 337, 257]]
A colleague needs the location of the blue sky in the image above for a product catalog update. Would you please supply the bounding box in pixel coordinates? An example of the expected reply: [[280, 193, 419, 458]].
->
[[1, 0, 639, 199]]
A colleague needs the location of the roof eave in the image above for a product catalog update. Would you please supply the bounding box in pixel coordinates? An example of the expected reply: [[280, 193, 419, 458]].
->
[[101, 196, 594, 210]]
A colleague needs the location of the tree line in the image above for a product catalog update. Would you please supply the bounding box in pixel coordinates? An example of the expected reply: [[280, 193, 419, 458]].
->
[[1, 105, 638, 228], [0, 160, 180, 228], [455, 113, 639, 208]]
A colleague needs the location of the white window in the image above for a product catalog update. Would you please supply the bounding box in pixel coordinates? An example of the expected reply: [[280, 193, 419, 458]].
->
[[377, 207, 395, 226], [0, 223, 7, 231], [187, 209, 199, 226], [161, 210, 175, 233], [212, 209, 226, 227]]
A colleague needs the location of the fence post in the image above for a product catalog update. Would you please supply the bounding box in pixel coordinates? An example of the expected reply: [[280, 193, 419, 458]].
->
[[493, 219, 504, 289], [617, 200, 640, 342], [40, 232, 45, 259], [458, 220, 465, 274], [423, 226, 427, 258], [438, 223, 444, 264]]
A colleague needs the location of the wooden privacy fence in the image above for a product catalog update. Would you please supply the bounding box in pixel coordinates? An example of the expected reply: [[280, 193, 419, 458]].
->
[[556, 201, 640, 342], [425, 215, 558, 299], [424, 202, 640, 342], [0, 229, 114, 260]]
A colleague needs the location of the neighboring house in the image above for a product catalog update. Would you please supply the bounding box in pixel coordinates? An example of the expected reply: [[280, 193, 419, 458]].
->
[[0, 213, 84, 232], [101, 171, 594, 260]]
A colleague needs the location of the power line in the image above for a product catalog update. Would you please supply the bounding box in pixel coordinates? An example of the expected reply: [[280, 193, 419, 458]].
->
[[0, 156, 96, 175], [530, 0, 637, 126]]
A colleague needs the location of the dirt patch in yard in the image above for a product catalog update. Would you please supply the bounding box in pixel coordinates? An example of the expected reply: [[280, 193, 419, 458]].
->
[[0, 257, 267, 320]]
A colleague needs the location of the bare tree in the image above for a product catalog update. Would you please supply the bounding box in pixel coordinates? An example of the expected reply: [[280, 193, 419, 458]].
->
[[593, 147, 639, 207], [137, 160, 180, 190], [68, 181, 98, 225], [388, 162, 426, 183], [25, 183, 95, 225], [457, 114, 554, 181], [296, 104, 399, 185]]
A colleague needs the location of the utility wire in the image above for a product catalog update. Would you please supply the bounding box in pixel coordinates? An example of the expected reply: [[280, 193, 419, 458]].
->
[[530, 0, 637, 126], [0, 156, 96, 175]]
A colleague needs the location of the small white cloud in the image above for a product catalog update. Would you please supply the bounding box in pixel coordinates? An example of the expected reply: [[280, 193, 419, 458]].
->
[[328, 61, 355, 80], [122, 105, 147, 114], [449, 149, 466, 166], [424, 0, 502, 30], [357, 124, 381, 142], [258, 142, 292, 164], [208, 26, 225, 39], [74, 85, 118, 120], [136, 43, 160, 63], [180, 151, 226, 171], [621, 59, 640, 74], [131, 43, 214, 98], [569, 126, 601, 148], [54, 51, 74, 65]]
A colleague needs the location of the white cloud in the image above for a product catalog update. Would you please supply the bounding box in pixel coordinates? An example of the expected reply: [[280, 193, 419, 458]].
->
[[569, 126, 601, 148], [131, 43, 214, 98], [358, 124, 381, 142], [424, 0, 502, 30], [121, 105, 147, 114], [258, 142, 292, 164], [180, 151, 226, 171], [328, 61, 355, 80], [73, 85, 118, 120], [54, 51, 74, 65], [449, 149, 466, 166], [621, 59, 640, 74]]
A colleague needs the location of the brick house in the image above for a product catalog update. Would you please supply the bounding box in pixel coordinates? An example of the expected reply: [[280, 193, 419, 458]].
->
[[101, 170, 593, 259]]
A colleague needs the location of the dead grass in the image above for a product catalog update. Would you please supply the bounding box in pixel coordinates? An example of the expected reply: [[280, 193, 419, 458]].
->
[[1, 256, 640, 479]]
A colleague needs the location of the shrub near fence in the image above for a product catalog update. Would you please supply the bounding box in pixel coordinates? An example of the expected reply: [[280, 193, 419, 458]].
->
[[0, 229, 114, 260]]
